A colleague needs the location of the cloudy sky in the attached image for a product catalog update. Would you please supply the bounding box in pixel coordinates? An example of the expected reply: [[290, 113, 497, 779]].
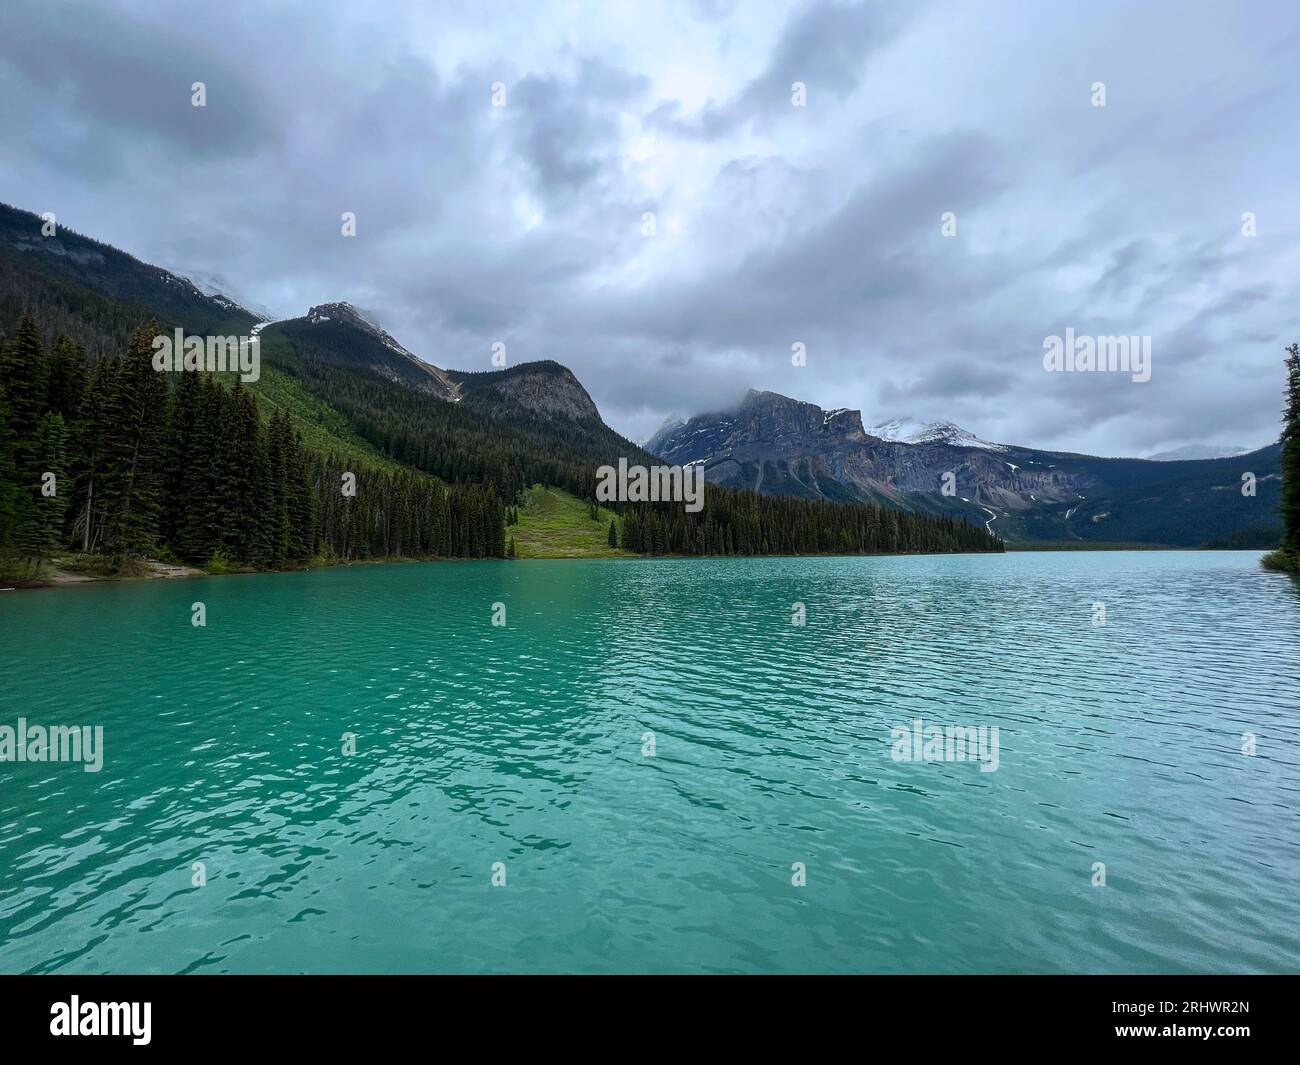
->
[[3, 0, 1298, 455]]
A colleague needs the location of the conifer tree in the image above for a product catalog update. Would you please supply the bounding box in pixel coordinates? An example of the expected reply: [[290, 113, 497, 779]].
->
[[1267, 342, 1300, 571], [0, 316, 49, 447], [0, 377, 20, 550], [46, 335, 88, 422], [0, 316, 49, 553], [608, 518, 617, 548], [69, 356, 116, 553], [30, 412, 69, 555], [99, 323, 167, 560]]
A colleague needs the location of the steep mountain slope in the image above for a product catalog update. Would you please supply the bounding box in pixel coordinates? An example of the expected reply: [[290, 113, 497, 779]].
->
[[0, 201, 256, 342], [299, 302, 459, 400], [647, 389, 1282, 547]]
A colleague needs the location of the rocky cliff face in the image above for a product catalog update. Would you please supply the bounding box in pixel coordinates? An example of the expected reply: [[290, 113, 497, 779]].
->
[[294, 304, 602, 422], [647, 388, 1088, 514], [448, 360, 603, 421]]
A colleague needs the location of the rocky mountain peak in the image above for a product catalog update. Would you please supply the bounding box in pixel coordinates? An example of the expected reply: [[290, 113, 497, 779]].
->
[[303, 301, 459, 401], [307, 302, 398, 345], [447, 361, 602, 421]]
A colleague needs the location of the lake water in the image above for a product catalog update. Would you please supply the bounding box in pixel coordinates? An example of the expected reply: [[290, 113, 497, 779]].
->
[[1, 551, 1297, 974]]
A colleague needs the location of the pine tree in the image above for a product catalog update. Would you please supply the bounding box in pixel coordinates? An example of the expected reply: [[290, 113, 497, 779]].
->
[[0, 317, 49, 554], [30, 412, 69, 555], [1266, 342, 1300, 571], [608, 518, 617, 548], [99, 323, 168, 561], [0, 316, 49, 446], [0, 378, 21, 550], [46, 335, 88, 422], [508, 535, 517, 558], [69, 356, 116, 553]]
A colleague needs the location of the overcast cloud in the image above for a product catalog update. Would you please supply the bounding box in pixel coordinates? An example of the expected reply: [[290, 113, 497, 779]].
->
[[2, 0, 1298, 455]]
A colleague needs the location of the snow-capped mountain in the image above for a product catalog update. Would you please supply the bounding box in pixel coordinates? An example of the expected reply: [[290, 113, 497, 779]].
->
[[645, 387, 1282, 546], [868, 416, 1009, 453]]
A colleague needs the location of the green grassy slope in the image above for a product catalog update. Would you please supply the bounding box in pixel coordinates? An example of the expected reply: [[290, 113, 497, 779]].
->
[[250, 363, 417, 478], [507, 485, 631, 559]]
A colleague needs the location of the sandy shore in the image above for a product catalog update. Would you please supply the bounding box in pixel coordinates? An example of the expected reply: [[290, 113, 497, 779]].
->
[[2, 558, 205, 591]]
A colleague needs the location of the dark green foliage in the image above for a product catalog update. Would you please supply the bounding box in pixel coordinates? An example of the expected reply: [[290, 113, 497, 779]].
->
[[0, 380, 18, 547], [1265, 343, 1300, 572], [1204, 526, 1281, 550], [97, 324, 168, 559], [1279, 344, 1300, 557], [30, 412, 69, 554], [0, 316, 49, 443], [619, 490, 1003, 557], [0, 315, 49, 551], [608, 519, 617, 548], [46, 334, 87, 420], [0, 313, 505, 567]]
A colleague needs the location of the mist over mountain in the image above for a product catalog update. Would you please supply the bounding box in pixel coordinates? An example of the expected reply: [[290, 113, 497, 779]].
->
[[1147, 444, 1249, 462]]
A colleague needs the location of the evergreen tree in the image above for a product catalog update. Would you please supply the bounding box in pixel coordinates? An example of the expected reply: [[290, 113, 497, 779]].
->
[[0, 316, 49, 446], [608, 518, 617, 548], [46, 335, 88, 421], [69, 356, 117, 553], [99, 323, 167, 560], [0, 316, 49, 553], [29, 412, 69, 555], [0, 376, 20, 550], [1266, 342, 1300, 571]]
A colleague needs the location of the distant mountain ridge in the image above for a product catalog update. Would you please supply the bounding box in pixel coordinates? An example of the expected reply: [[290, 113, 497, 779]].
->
[[646, 388, 1281, 547], [1147, 444, 1248, 462]]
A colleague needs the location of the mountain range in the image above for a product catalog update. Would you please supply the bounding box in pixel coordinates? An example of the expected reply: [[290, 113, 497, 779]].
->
[[646, 391, 1281, 548], [0, 200, 1279, 552]]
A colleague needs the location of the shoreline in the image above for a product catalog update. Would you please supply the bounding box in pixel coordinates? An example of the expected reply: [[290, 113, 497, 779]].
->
[[0, 553, 451, 593], [4, 545, 1277, 594]]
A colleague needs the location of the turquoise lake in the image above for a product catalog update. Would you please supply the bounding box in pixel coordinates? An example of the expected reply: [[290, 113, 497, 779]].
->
[[1, 551, 1297, 974]]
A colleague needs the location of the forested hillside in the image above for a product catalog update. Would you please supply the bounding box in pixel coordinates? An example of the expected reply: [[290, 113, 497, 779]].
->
[[0, 201, 1002, 579], [0, 317, 505, 578]]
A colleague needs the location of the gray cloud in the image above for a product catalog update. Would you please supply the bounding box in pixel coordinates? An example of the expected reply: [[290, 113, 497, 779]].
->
[[649, 0, 910, 139], [1, 0, 1297, 457]]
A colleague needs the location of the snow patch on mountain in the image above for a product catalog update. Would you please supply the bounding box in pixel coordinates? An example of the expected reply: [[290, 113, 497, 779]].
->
[[165, 267, 277, 320], [868, 416, 1009, 452]]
